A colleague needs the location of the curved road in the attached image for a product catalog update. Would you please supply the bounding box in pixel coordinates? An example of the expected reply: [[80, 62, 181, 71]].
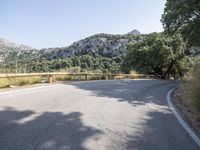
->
[[0, 80, 199, 150]]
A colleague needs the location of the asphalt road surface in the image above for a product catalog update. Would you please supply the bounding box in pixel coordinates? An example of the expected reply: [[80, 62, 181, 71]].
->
[[0, 80, 199, 150]]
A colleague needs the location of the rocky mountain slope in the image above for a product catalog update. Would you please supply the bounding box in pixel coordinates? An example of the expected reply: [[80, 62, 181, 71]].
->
[[40, 33, 142, 60], [0, 29, 142, 62], [0, 38, 35, 52], [0, 38, 37, 62]]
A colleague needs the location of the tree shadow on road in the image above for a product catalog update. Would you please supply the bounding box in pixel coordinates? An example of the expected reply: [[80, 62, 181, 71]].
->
[[67, 80, 178, 107], [61, 80, 200, 150], [2, 80, 192, 150], [0, 107, 103, 150], [125, 110, 199, 150]]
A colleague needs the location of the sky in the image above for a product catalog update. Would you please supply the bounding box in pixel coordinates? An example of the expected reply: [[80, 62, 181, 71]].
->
[[0, 0, 166, 49]]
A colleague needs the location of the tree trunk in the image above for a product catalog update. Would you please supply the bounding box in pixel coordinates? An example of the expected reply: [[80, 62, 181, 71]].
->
[[151, 66, 163, 79], [163, 60, 174, 79]]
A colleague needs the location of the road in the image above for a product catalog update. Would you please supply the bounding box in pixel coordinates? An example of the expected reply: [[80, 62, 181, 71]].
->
[[0, 80, 199, 150]]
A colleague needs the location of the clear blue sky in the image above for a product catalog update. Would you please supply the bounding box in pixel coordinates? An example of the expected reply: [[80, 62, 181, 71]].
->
[[0, 0, 166, 49]]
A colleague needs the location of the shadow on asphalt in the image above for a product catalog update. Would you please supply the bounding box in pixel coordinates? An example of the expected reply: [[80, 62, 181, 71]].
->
[[63, 79, 199, 150], [0, 107, 103, 150], [67, 80, 178, 107], [125, 110, 195, 150], [0, 80, 198, 150]]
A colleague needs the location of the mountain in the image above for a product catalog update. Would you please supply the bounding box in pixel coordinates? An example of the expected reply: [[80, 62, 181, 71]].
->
[[0, 38, 37, 62], [127, 29, 141, 35], [0, 29, 142, 63], [0, 29, 143, 73], [40, 33, 142, 60], [0, 38, 35, 52]]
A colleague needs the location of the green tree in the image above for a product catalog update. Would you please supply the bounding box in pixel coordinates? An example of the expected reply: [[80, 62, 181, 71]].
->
[[161, 0, 200, 47], [123, 33, 186, 79]]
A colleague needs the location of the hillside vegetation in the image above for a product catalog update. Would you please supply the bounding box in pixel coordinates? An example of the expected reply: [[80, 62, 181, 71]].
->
[[0, 31, 142, 74]]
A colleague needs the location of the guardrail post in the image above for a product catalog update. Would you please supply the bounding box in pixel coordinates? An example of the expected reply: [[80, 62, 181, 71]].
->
[[106, 75, 109, 80], [48, 74, 52, 83], [99, 75, 102, 80], [85, 74, 88, 81]]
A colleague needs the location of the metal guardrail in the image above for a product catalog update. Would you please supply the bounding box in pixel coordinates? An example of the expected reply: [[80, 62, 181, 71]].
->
[[0, 72, 155, 83]]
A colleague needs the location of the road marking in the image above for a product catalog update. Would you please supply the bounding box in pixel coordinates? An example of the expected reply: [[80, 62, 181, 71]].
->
[[167, 87, 200, 147]]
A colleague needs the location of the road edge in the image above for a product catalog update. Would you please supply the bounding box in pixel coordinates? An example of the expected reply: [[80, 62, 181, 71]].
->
[[0, 79, 154, 96], [167, 86, 200, 147], [0, 84, 61, 96]]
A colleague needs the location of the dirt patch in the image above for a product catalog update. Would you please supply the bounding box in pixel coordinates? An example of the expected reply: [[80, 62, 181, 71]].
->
[[172, 86, 200, 134]]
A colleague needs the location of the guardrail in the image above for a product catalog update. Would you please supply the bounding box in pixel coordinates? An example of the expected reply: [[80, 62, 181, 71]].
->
[[0, 72, 155, 83]]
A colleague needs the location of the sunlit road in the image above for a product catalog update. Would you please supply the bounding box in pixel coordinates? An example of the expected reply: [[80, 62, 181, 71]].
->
[[0, 80, 199, 150]]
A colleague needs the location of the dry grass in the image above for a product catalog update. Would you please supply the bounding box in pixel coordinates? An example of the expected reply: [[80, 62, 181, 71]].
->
[[114, 74, 143, 80], [0, 76, 43, 88], [53, 75, 72, 81], [173, 85, 200, 133], [187, 63, 200, 109], [53, 74, 107, 81], [0, 73, 152, 89], [172, 63, 200, 133]]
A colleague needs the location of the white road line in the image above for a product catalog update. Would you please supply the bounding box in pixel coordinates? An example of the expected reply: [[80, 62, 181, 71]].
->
[[167, 87, 200, 147]]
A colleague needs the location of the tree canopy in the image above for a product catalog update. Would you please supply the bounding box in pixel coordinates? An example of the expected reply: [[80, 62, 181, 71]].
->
[[161, 0, 200, 47], [122, 33, 186, 79]]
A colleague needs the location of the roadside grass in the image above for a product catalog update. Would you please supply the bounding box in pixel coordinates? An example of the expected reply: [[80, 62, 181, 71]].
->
[[53, 74, 107, 81], [114, 74, 148, 80], [178, 63, 200, 110], [0, 73, 152, 89], [53, 75, 72, 81], [0, 74, 107, 89], [187, 63, 200, 110], [0, 76, 43, 88], [0, 74, 104, 88], [172, 63, 200, 133], [53, 73, 147, 81]]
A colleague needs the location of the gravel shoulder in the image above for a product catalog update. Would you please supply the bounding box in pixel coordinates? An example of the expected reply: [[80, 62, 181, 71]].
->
[[172, 86, 200, 135]]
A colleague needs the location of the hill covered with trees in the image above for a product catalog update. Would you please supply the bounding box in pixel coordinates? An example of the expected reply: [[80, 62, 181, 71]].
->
[[0, 30, 142, 73]]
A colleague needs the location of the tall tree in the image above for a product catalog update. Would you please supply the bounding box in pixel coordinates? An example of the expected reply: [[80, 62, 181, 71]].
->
[[123, 33, 186, 79], [161, 0, 200, 47]]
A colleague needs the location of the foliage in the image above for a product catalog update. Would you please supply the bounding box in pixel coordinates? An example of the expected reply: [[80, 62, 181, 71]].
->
[[122, 33, 186, 79], [161, 0, 200, 47], [1, 54, 122, 74]]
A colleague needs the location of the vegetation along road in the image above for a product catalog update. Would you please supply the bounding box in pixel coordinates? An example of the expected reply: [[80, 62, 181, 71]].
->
[[0, 80, 199, 150]]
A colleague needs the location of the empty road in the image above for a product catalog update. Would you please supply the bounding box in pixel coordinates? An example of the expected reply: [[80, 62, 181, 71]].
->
[[0, 80, 199, 150]]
